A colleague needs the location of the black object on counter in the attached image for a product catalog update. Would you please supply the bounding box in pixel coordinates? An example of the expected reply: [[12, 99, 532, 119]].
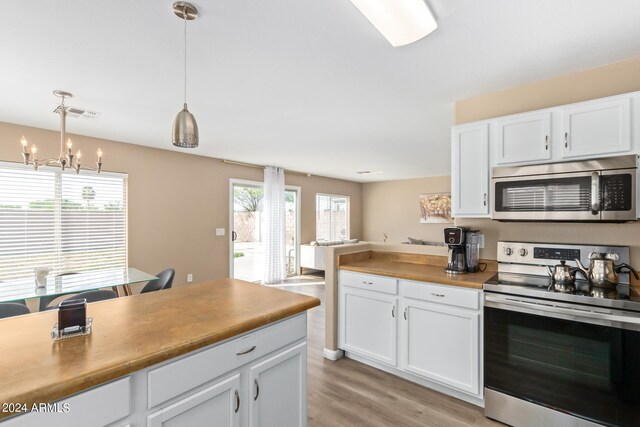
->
[[58, 298, 87, 332]]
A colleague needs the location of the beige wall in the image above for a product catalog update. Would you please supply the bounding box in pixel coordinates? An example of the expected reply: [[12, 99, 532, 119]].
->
[[456, 56, 640, 124], [0, 122, 362, 290], [362, 176, 451, 244]]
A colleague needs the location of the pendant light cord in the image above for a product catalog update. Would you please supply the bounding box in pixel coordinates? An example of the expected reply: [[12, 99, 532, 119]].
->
[[183, 10, 187, 106]]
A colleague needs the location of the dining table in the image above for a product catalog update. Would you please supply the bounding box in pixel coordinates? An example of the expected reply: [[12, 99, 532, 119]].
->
[[0, 268, 158, 304]]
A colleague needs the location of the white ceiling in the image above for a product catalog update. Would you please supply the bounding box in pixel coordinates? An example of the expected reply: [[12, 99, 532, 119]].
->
[[2, 0, 640, 182]]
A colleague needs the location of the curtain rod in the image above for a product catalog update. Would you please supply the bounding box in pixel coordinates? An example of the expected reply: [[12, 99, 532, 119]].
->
[[221, 159, 311, 177]]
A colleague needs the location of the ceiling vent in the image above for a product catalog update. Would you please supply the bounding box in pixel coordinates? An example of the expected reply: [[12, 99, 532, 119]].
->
[[357, 170, 384, 175]]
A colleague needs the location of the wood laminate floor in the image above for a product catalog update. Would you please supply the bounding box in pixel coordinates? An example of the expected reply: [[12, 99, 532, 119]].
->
[[277, 284, 502, 427]]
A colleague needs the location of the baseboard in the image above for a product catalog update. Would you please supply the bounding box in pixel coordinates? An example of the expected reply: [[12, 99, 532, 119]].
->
[[323, 348, 344, 361], [344, 351, 484, 408]]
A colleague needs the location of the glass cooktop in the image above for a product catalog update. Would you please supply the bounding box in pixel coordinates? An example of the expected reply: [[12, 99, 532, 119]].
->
[[483, 272, 640, 313]]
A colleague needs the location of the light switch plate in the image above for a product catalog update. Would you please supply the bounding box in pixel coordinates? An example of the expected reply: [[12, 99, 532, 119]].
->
[[215, 228, 225, 236], [478, 234, 485, 249], [187, 273, 193, 283]]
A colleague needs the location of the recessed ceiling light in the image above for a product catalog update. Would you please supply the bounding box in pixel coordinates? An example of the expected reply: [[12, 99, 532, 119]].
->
[[349, 0, 437, 47], [357, 171, 384, 175]]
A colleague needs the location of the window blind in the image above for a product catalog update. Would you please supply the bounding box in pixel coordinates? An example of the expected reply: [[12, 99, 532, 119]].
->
[[316, 194, 350, 241], [0, 163, 127, 281]]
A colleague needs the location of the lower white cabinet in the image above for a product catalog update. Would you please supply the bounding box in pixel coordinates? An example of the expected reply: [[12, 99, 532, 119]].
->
[[339, 285, 397, 366], [147, 374, 241, 427], [401, 298, 480, 396], [338, 271, 482, 403], [248, 343, 307, 427]]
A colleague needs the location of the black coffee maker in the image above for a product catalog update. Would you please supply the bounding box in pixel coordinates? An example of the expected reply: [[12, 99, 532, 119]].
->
[[444, 227, 469, 274]]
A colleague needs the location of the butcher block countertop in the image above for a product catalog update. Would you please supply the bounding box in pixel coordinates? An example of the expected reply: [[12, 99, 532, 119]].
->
[[0, 278, 320, 419], [338, 250, 497, 289]]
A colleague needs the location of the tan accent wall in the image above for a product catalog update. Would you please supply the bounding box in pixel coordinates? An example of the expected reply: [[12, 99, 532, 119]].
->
[[0, 122, 362, 292], [362, 176, 452, 244], [455, 56, 640, 124]]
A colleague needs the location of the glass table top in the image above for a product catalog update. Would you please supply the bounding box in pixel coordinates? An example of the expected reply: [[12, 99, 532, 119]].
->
[[0, 268, 158, 303]]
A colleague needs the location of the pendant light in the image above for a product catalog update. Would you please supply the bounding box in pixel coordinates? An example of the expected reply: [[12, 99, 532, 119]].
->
[[172, 2, 199, 148]]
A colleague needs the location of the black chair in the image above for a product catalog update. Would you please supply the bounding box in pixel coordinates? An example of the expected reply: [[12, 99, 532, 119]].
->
[[0, 302, 31, 319], [140, 268, 175, 294], [45, 289, 118, 310], [39, 272, 79, 312]]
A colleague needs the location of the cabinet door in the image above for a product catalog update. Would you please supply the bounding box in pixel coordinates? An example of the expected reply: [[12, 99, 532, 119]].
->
[[339, 287, 398, 366], [248, 343, 306, 427], [147, 374, 240, 427], [561, 97, 631, 159], [451, 123, 489, 216], [401, 300, 479, 396], [495, 111, 551, 164]]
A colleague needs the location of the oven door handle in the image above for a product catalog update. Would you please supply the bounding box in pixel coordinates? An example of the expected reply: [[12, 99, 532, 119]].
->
[[485, 294, 640, 331]]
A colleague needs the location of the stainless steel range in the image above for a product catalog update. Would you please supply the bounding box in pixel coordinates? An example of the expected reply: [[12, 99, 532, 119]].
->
[[483, 241, 640, 427]]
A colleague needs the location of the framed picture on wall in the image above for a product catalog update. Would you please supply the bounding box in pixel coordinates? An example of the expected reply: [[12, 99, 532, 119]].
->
[[419, 193, 453, 223]]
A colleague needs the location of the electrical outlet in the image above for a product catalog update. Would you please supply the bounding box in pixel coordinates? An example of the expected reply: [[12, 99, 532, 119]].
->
[[216, 228, 225, 236], [478, 234, 485, 249], [187, 273, 193, 283]]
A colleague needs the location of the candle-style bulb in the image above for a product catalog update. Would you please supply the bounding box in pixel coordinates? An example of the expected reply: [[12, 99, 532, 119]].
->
[[66, 139, 72, 149], [97, 148, 102, 159], [76, 150, 81, 160], [30, 145, 37, 154], [20, 136, 28, 147]]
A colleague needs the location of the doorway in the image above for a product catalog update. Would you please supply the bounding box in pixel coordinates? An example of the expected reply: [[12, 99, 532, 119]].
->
[[229, 179, 300, 282]]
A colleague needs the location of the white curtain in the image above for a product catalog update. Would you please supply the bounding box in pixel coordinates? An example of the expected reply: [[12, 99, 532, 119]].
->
[[262, 166, 286, 284]]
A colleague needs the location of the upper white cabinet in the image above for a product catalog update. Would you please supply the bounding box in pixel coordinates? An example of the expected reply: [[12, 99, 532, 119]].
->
[[451, 91, 639, 218], [561, 97, 631, 159], [451, 123, 490, 217], [495, 111, 552, 164]]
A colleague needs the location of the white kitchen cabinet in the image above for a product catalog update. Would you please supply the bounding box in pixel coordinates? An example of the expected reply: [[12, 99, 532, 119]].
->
[[147, 374, 240, 427], [248, 343, 306, 427], [495, 111, 552, 164], [451, 123, 490, 217], [338, 271, 483, 404], [401, 298, 480, 396], [339, 286, 398, 366], [560, 97, 631, 159]]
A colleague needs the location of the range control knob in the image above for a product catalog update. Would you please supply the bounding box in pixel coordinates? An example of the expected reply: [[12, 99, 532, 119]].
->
[[504, 247, 513, 256], [519, 248, 528, 257]]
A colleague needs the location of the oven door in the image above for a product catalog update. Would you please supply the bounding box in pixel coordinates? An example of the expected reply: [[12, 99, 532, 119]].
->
[[484, 294, 640, 427]]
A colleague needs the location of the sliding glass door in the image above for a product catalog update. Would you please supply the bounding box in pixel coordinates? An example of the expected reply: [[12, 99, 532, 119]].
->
[[229, 180, 300, 283]]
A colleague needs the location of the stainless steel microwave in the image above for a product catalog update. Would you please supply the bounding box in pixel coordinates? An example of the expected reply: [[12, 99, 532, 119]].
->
[[491, 155, 638, 222]]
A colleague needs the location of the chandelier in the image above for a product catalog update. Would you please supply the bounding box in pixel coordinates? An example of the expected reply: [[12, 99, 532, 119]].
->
[[20, 90, 103, 174]]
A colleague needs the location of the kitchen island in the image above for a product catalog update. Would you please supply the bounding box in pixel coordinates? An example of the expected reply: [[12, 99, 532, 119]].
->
[[0, 278, 320, 426]]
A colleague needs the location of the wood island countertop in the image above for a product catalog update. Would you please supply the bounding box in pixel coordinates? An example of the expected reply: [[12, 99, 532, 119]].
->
[[0, 278, 320, 419], [338, 250, 497, 289]]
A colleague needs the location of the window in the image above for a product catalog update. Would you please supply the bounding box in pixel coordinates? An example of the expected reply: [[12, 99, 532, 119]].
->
[[316, 194, 349, 241], [0, 163, 127, 281]]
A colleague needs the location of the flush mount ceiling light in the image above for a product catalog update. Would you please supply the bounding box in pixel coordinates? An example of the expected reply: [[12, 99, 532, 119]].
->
[[172, 1, 199, 148], [349, 0, 437, 47], [20, 90, 103, 174]]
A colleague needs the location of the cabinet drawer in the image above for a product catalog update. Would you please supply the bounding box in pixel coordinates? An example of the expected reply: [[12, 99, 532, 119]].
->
[[1, 377, 130, 427], [401, 281, 480, 310], [147, 313, 306, 409], [339, 270, 398, 295]]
